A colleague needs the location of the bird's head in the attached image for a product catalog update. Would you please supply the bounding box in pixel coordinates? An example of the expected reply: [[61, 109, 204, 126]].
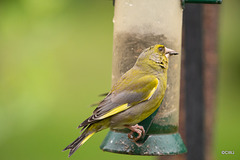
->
[[135, 44, 178, 73]]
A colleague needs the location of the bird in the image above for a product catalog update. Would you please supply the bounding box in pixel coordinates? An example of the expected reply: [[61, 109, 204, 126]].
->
[[63, 44, 178, 157]]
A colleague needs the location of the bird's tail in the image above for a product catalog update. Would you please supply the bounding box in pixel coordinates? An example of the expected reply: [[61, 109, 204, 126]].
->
[[63, 128, 95, 157], [63, 119, 109, 157]]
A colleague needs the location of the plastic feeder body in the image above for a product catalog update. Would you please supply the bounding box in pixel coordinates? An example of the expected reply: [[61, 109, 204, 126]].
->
[[100, 0, 187, 155]]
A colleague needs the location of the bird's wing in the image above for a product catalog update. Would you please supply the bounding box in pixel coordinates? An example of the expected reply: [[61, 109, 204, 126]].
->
[[78, 74, 159, 129]]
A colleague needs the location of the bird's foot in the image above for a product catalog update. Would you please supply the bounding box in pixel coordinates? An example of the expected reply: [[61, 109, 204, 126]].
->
[[125, 124, 145, 142]]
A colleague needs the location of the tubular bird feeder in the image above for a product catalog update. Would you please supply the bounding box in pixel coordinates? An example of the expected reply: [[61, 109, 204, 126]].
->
[[100, 0, 222, 156]]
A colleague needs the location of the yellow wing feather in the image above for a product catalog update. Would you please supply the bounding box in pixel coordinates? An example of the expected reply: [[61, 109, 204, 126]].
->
[[142, 78, 158, 101], [98, 103, 129, 119]]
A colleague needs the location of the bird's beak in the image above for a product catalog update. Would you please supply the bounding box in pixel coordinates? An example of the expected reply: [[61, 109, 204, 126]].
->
[[165, 47, 178, 58]]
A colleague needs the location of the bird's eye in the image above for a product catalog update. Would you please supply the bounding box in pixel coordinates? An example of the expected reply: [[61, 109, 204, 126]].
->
[[158, 47, 163, 52]]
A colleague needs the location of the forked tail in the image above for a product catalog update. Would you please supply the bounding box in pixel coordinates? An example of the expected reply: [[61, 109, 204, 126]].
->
[[63, 129, 95, 157], [63, 119, 109, 157]]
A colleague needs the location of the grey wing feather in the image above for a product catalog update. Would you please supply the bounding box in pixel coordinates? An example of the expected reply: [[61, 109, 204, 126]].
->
[[78, 91, 145, 129]]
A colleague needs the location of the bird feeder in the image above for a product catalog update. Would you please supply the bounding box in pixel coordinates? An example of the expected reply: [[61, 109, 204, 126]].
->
[[100, 0, 185, 155], [100, 0, 221, 156]]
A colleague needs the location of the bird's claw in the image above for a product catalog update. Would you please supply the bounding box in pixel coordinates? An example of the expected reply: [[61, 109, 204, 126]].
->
[[125, 124, 145, 142]]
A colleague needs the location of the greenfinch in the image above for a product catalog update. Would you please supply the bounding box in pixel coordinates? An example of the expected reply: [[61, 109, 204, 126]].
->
[[63, 44, 178, 157]]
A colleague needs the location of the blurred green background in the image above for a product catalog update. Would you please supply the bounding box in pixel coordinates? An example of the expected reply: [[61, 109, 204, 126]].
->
[[0, 0, 239, 160]]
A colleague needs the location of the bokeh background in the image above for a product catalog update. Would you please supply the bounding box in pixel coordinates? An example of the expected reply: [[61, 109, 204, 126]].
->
[[0, 0, 239, 160]]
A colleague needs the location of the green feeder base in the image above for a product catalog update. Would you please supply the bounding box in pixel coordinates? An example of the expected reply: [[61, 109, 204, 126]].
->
[[100, 131, 187, 156]]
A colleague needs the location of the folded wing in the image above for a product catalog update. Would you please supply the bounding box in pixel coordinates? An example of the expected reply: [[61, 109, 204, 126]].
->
[[78, 75, 159, 130]]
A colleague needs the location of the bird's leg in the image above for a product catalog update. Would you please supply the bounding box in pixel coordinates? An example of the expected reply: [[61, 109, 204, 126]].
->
[[124, 124, 145, 142]]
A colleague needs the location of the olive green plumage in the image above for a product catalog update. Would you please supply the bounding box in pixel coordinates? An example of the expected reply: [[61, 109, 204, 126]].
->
[[63, 44, 178, 157]]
